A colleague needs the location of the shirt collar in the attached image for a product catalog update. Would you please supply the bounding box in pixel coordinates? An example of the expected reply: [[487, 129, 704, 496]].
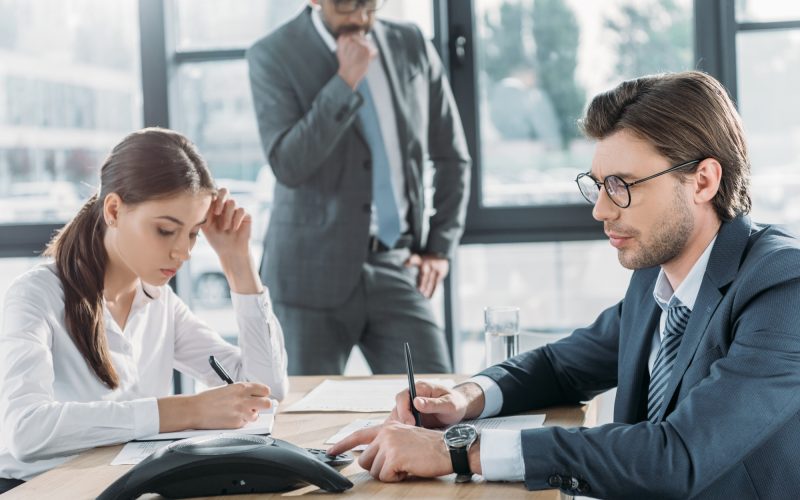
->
[[653, 235, 718, 312]]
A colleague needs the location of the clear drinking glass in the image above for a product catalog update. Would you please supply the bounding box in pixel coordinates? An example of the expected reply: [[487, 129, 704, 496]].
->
[[484, 306, 520, 367]]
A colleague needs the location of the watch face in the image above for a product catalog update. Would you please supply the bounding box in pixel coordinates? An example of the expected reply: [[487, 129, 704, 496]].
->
[[444, 424, 478, 448]]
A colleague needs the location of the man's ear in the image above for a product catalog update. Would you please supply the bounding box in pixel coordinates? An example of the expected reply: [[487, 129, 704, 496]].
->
[[693, 158, 722, 204], [103, 192, 123, 227]]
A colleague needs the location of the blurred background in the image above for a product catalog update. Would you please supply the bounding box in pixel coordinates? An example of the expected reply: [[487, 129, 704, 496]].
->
[[0, 0, 797, 378]]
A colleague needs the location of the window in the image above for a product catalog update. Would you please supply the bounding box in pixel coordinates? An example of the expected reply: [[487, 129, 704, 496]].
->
[[172, 0, 303, 51], [0, 0, 142, 226], [735, 16, 800, 233], [736, 0, 800, 22], [473, 0, 693, 209]]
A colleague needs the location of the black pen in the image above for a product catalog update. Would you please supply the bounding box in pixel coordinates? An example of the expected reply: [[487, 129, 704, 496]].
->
[[404, 342, 422, 427], [209, 355, 234, 384]]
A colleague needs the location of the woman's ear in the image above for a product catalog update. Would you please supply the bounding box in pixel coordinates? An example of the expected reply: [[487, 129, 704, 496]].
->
[[103, 193, 123, 227]]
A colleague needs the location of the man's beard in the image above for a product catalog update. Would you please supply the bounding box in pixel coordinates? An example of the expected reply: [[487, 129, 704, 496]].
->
[[615, 184, 694, 270]]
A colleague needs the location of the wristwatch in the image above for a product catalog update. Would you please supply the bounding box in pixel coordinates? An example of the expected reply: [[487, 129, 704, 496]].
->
[[443, 424, 479, 483]]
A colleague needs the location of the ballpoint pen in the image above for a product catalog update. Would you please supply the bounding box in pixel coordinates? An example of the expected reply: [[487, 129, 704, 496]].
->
[[404, 342, 422, 427], [208, 355, 234, 384]]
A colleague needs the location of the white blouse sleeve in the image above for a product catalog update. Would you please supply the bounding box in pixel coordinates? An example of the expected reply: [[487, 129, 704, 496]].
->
[[0, 277, 159, 463], [171, 285, 289, 401]]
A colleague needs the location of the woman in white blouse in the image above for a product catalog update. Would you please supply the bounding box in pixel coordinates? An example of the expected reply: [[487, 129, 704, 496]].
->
[[0, 128, 289, 488]]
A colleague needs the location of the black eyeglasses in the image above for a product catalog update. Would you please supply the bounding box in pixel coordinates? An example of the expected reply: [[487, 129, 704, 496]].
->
[[331, 0, 386, 14], [575, 159, 701, 209]]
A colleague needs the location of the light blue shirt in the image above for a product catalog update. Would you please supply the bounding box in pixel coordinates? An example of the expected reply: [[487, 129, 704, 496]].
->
[[471, 235, 718, 482]]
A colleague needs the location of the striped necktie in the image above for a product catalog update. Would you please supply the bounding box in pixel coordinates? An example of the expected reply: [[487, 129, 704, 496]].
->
[[647, 304, 691, 423], [357, 80, 401, 249]]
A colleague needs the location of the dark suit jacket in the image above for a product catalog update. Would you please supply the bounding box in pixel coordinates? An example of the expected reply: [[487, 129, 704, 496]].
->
[[479, 215, 800, 499], [247, 7, 471, 308]]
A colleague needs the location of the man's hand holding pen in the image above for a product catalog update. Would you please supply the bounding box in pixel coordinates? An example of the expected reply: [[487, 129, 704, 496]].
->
[[327, 382, 486, 481], [327, 376, 488, 482]]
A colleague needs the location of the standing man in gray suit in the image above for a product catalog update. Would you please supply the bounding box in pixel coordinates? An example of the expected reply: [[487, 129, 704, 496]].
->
[[247, 0, 470, 375], [330, 71, 800, 498]]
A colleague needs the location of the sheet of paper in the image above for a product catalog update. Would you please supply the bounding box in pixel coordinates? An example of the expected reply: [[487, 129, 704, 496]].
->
[[284, 378, 456, 413], [323, 413, 546, 452], [324, 418, 384, 451], [135, 401, 278, 441], [111, 441, 171, 465]]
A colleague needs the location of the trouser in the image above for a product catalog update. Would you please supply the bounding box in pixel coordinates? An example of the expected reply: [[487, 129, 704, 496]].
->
[[275, 248, 452, 375], [0, 477, 24, 494]]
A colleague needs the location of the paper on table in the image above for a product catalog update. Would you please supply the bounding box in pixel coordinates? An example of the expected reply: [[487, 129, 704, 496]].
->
[[135, 400, 278, 441], [324, 413, 546, 451], [111, 441, 170, 465], [324, 418, 384, 451], [284, 378, 456, 413]]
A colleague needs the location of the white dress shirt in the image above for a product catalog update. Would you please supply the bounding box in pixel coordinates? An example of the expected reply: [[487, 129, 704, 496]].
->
[[311, 8, 409, 236], [0, 263, 289, 480], [470, 236, 718, 482]]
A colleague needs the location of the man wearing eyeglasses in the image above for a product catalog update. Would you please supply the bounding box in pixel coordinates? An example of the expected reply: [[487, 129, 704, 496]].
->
[[329, 71, 800, 498], [246, 1, 470, 375]]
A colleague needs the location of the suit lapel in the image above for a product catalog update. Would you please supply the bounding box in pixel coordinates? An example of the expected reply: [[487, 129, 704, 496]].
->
[[296, 7, 369, 148], [620, 298, 661, 423], [656, 216, 753, 420], [296, 7, 338, 83]]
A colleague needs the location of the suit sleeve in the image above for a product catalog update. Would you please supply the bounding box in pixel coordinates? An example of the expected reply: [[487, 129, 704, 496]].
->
[[514, 257, 800, 498], [246, 42, 363, 187], [420, 32, 472, 258]]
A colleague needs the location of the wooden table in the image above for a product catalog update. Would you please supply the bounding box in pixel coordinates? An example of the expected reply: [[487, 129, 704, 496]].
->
[[2, 376, 592, 499]]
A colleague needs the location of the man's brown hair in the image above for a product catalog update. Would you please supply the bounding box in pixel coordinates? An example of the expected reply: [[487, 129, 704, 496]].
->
[[580, 70, 751, 220]]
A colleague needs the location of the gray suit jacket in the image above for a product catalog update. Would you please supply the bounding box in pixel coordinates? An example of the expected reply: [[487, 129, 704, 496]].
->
[[480, 216, 800, 498], [247, 7, 471, 308]]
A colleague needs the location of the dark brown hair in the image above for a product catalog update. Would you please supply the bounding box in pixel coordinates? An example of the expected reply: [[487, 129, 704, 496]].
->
[[580, 70, 751, 220], [44, 128, 215, 389]]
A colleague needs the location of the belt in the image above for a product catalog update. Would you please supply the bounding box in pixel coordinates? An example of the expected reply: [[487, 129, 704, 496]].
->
[[368, 234, 413, 252]]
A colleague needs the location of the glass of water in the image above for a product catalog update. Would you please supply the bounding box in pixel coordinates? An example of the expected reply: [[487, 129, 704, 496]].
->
[[484, 306, 520, 367]]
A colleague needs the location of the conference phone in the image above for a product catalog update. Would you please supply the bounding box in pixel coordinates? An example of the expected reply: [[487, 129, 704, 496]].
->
[[98, 433, 354, 499]]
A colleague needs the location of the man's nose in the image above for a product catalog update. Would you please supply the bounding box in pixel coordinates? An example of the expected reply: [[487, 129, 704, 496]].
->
[[592, 187, 620, 222]]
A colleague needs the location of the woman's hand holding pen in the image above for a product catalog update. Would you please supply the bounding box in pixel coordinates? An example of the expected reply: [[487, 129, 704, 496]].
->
[[192, 382, 272, 429], [156, 382, 272, 433], [200, 187, 262, 295], [389, 381, 481, 428]]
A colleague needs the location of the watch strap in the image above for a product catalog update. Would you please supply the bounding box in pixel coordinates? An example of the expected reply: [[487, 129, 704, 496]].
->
[[449, 446, 471, 478]]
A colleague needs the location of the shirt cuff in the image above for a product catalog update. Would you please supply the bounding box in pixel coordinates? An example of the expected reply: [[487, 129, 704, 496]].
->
[[469, 375, 503, 418], [132, 397, 160, 438], [231, 287, 272, 319], [479, 429, 525, 481]]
